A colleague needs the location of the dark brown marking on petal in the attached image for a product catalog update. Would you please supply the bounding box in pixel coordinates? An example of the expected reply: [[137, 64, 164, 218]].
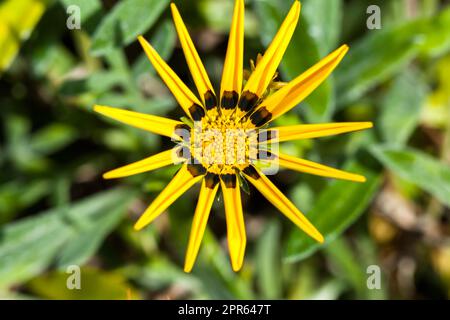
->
[[176, 146, 191, 159], [238, 91, 259, 113], [250, 107, 272, 127], [221, 174, 237, 188], [221, 91, 239, 110], [204, 90, 217, 110], [257, 150, 276, 160], [205, 172, 220, 189], [257, 130, 277, 143], [242, 166, 260, 180], [187, 160, 207, 177], [189, 104, 205, 121], [174, 124, 191, 142]]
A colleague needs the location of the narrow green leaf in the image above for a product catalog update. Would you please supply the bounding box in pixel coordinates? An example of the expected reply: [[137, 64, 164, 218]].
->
[[59, 71, 125, 96], [0, 180, 51, 221], [30, 124, 78, 155], [125, 259, 202, 293], [337, 7, 450, 106], [285, 161, 382, 263], [56, 200, 128, 268], [0, 188, 134, 288], [378, 70, 427, 145], [132, 19, 177, 78], [90, 0, 170, 56], [256, 220, 282, 299], [370, 145, 450, 207], [324, 238, 382, 299], [27, 267, 139, 299], [301, 0, 343, 55]]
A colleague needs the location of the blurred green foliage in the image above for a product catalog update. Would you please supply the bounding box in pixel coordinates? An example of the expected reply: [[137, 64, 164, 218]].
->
[[1, 0, 450, 300]]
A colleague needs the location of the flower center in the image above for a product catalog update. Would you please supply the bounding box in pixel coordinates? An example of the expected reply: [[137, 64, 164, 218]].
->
[[190, 112, 258, 175]]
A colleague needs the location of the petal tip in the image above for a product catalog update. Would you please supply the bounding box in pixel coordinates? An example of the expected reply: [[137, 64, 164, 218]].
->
[[231, 262, 243, 272], [170, 2, 179, 14], [133, 220, 146, 231], [358, 176, 367, 183], [102, 172, 113, 180], [93, 105, 104, 113], [316, 234, 325, 244], [338, 44, 349, 57], [183, 264, 193, 273], [137, 35, 151, 49]]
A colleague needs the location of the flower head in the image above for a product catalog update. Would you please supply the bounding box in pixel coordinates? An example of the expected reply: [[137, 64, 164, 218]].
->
[[94, 0, 373, 272]]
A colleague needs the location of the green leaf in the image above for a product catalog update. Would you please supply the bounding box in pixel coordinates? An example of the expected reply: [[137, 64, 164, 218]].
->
[[30, 124, 78, 155], [417, 7, 450, 58], [27, 267, 139, 299], [336, 26, 420, 106], [132, 19, 177, 78], [0, 180, 51, 222], [0, 212, 71, 289], [378, 70, 427, 145], [324, 237, 385, 299], [256, 220, 282, 299], [301, 0, 343, 55], [31, 44, 76, 79], [59, 71, 125, 96], [324, 238, 367, 297], [195, 230, 255, 299], [337, 7, 450, 106], [285, 161, 382, 263], [370, 145, 450, 207], [254, 0, 334, 122], [55, 204, 126, 269], [237, 172, 251, 195], [90, 0, 170, 56], [125, 259, 202, 293], [0, 188, 135, 288]]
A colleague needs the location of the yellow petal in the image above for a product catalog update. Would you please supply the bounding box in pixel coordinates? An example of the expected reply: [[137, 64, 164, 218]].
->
[[94, 105, 185, 138], [277, 153, 366, 182], [263, 122, 373, 143], [171, 4, 217, 111], [184, 174, 220, 272], [238, 1, 301, 114], [137, 36, 204, 119], [220, 0, 244, 112], [248, 45, 349, 127], [103, 148, 182, 180], [220, 174, 246, 272], [134, 164, 205, 230], [242, 166, 324, 243]]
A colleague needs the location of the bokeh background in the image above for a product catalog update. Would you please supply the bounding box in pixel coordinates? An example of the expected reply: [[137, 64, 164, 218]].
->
[[1, 0, 450, 300]]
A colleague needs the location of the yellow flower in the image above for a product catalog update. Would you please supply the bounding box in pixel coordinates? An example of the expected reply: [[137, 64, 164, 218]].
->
[[94, 0, 372, 272]]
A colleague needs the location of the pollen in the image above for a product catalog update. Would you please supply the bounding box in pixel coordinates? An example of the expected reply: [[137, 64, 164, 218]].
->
[[190, 110, 259, 175]]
